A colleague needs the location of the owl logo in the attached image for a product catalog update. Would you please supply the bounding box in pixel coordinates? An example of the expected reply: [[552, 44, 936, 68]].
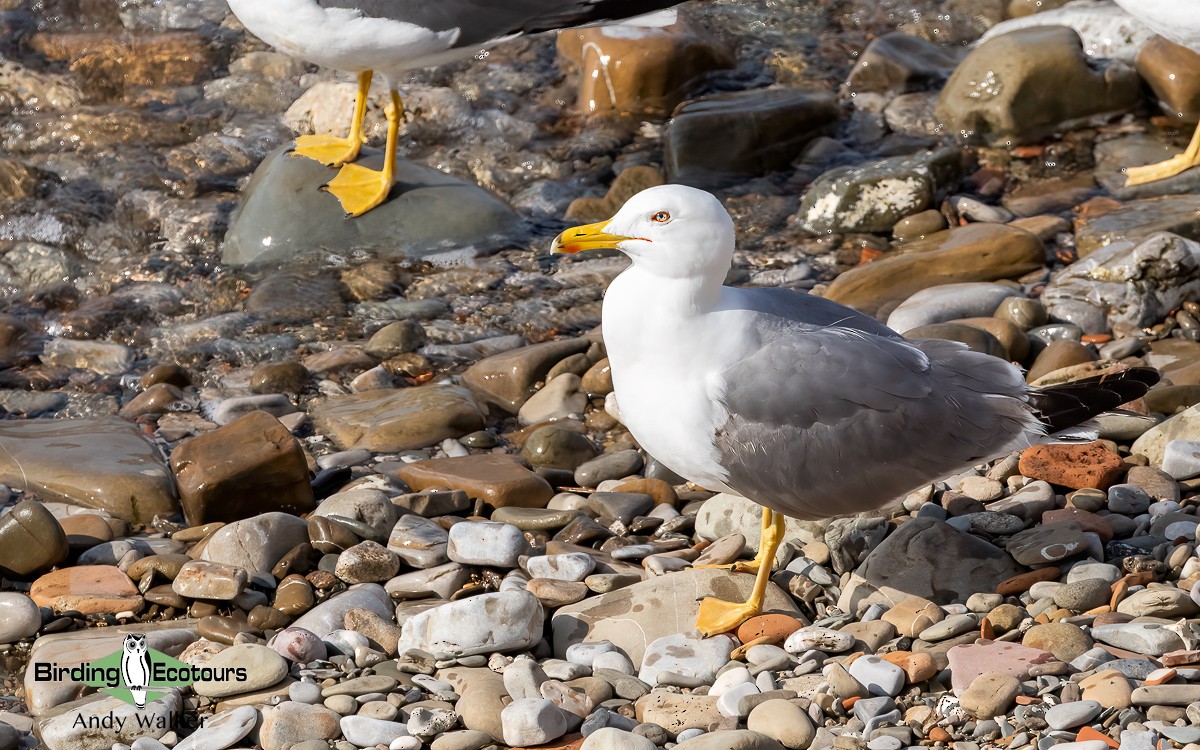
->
[[120, 634, 151, 709]]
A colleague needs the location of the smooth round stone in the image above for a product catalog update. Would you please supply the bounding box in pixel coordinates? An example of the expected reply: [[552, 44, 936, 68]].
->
[[526, 578, 589, 607], [1045, 700, 1103, 730], [581, 727, 656, 750], [341, 716, 411, 747], [289, 681, 323, 705], [716, 681, 759, 718], [867, 737, 903, 750], [173, 705, 257, 750], [1055, 579, 1112, 612], [500, 698, 570, 747], [359, 701, 399, 721], [566, 641, 618, 667], [784, 626, 854, 654], [0, 592, 41, 642], [918, 613, 977, 641], [323, 675, 399, 697], [446, 521, 526, 568], [325, 695, 358, 715], [491, 507, 579, 531], [269, 627, 327, 663], [746, 698, 816, 750], [192, 643, 289, 698]]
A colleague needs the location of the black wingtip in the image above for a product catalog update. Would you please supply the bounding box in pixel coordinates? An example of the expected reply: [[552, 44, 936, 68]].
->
[[1030, 366, 1161, 433]]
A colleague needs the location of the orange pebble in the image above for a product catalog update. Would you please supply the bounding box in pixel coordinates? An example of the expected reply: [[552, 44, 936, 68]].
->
[[1075, 726, 1119, 748], [980, 618, 995, 640], [997, 567, 1061, 596], [734, 614, 803, 646], [842, 696, 860, 711], [1146, 667, 1177, 686], [927, 727, 952, 743]]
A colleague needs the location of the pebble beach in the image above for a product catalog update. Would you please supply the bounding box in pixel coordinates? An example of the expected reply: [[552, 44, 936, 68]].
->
[[2, 0, 1200, 749]]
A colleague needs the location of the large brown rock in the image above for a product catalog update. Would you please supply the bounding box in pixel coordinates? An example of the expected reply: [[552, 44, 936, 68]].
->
[[840, 518, 1023, 611], [935, 26, 1139, 145], [390, 454, 553, 509], [846, 32, 958, 96], [556, 18, 733, 116], [29, 31, 215, 94], [1136, 36, 1200, 120], [30, 565, 143, 615], [311, 385, 485, 451], [171, 411, 314, 526], [823, 224, 1044, 318], [0, 499, 67, 577], [0, 417, 178, 523], [462, 339, 591, 413], [1075, 195, 1200, 257]]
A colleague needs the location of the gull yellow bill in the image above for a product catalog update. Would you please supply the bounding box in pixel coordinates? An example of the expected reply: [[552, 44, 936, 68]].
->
[[550, 219, 632, 254]]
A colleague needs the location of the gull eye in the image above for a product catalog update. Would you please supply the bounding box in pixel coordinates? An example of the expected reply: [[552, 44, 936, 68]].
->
[[651, 211, 671, 223]]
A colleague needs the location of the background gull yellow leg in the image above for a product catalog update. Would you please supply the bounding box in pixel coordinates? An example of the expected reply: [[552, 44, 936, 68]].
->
[[1125, 121, 1200, 186], [695, 508, 785, 637], [292, 70, 372, 167], [694, 502, 773, 574], [324, 88, 402, 217]]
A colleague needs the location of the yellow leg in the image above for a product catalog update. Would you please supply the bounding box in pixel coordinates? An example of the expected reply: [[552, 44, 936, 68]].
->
[[324, 88, 401, 217], [695, 506, 774, 574], [1125, 121, 1200, 186], [292, 70, 372, 167], [696, 508, 785, 637]]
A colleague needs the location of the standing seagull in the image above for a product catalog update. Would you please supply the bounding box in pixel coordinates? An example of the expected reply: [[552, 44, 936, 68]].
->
[[226, 0, 694, 216], [1112, 0, 1200, 186], [552, 185, 1158, 636]]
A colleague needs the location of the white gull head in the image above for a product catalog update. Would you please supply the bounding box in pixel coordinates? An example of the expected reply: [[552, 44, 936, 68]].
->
[[552, 184, 735, 281]]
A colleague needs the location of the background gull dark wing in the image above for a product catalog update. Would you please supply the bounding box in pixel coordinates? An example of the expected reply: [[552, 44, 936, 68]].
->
[[316, 0, 690, 47]]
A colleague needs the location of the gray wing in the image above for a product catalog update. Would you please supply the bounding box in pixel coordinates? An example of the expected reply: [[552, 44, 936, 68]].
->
[[729, 287, 899, 339], [713, 321, 1036, 520], [317, 0, 688, 47]]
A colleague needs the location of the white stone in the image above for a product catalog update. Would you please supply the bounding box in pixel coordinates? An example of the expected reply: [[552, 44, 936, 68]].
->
[[710, 666, 754, 697], [0, 592, 41, 643], [638, 633, 736, 686], [848, 655, 905, 697], [582, 727, 657, 750], [565, 641, 617, 667], [526, 553, 596, 582], [290, 584, 394, 639], [592, 651, 635, 675], [341, 716, 411, 747], [784, 627, 855, 654], [1163, 440, 1200, 480], [501, 698, 570, 747], [386, 515, 449, 568], [37, 692, 179, 750], [717, 682, 760, 718], [397, 591, 543, 657], [447, 521, 526, 568]]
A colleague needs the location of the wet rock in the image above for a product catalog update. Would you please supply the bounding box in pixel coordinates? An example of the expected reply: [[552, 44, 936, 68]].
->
[[311, 385, 485, 452], [0, 418, 177, 523], [981, 1, 1154, 62], [391, 454, 554, 509], [0, 592, 41, 642], [846, 32, 958, 95], [0, 500, 68, 578], [387, 514, 450, 568], [462, 339, 591, 413], [1075, 195, 1200, 257], [841, 517, 1022, 609], [665, 88, 839, 189], [40, 338, 132, 375], [365, 320, 426, 359], [199, 512, 310, 576], [1137, 36, 1200, 119], [171, 411, 314, 526], [935, 26, 1139, 145], [398, 591, 543, 657], [518, 373, 588, 425], [1042, 233, 1200, 336], [553, 569, 800, 664], [172, 561, 248, 601], [1094, 134, 1200, 200], [335, 540, 401, 584], [566, 168, 665, 224], [797, 148, 961, 234], [906, 322, 1007, 358], [310, 488, 399, 544], [823, 224, 1044, 318], [223, 146, 523, 266], [556, 19, 734, 116], [885, 282, 1014, 333]]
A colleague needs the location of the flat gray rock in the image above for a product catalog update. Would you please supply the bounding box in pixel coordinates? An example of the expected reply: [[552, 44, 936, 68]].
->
[[224, 146, 524, 266]]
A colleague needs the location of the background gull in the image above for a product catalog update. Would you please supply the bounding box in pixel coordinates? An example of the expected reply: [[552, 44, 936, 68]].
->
[[552, 184, 1159, 636], [227, 0, 694, 216]]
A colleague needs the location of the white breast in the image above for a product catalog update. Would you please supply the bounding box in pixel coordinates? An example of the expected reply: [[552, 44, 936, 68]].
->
[[226, 0, 464, 77], [602, 271, 737, 492]]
